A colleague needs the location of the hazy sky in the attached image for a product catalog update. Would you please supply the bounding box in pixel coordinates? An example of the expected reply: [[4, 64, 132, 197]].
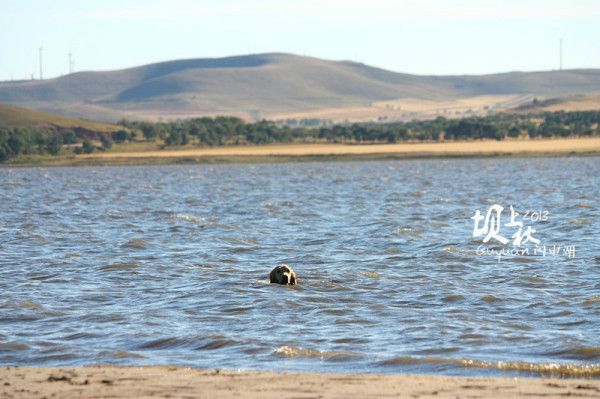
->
[[1, 0, 599, 81]]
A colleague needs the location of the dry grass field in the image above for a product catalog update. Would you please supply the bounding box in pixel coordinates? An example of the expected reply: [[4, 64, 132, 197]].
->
[[513, 94, 600, 114], [70, 137, 600, 165], [268, 94, 535, 123], [0, 103, 120, 132]]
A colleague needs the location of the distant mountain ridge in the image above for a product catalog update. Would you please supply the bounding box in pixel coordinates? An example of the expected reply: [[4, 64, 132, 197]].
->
[[1, 53, 599, 122]]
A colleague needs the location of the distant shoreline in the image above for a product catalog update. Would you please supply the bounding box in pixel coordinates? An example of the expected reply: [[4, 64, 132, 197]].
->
[[3, 366, 599, 399], [3, 137, 600, 167]]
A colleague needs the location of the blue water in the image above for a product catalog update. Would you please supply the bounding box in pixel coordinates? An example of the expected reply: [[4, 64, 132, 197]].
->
[[1, 157, 599, 377]]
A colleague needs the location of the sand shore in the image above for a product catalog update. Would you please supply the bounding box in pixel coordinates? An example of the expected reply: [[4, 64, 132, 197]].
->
[[82, 137, 600, 161], [2, 366, 600, 398], [4, 137, 600, 167]]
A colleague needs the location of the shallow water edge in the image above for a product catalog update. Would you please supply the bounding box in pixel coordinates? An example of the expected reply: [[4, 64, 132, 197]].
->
[[3, 149, 600, 168]]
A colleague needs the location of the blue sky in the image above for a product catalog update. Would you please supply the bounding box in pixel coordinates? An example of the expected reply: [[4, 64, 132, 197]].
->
[[1, 0, 599, 81]]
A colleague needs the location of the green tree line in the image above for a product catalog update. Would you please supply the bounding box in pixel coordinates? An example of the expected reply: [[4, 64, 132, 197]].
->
[[1, 110, 599, 162], [118, 111, 600, 146]]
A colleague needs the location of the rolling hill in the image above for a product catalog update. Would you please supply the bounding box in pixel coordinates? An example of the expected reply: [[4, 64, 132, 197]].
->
[[0, 103, 120, 132], [512, 93, 600, 113], [1, 53, 599, 122]]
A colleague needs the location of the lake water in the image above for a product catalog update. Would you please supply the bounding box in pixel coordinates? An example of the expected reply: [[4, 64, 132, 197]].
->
[[1, 157, 599, 378]]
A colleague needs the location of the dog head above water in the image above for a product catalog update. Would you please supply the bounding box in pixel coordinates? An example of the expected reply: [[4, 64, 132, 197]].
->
[[269, 264, 297, 286]]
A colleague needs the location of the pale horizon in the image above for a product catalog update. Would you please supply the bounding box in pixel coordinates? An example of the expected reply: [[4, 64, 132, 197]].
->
[[2, 51, 599, 84], [1, 0, 600, 81]]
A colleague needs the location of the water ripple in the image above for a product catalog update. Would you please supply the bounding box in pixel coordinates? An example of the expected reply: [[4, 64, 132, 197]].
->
[[0, 158, 599, 377]]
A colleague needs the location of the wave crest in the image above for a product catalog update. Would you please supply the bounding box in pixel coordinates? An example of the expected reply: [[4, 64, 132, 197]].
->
[[274, 345, 356, 360], [381, 356, 600, 377]]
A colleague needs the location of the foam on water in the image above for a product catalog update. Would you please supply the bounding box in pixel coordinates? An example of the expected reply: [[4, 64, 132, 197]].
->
[[380, 356, 600, 378]]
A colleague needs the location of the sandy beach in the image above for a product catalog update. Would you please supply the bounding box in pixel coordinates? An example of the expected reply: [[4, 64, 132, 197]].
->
[[2, 366, 600, 398], [86, 137, 600, 158], [4, 137, 600, 167], [76, 137, 600, 164]]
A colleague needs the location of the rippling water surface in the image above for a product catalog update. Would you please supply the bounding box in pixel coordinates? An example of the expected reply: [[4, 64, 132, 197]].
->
[[1, 158, 599, 377]]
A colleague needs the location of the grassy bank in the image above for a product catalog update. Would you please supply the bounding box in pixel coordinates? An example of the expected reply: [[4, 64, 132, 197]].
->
[[2, 137, 600, 167]]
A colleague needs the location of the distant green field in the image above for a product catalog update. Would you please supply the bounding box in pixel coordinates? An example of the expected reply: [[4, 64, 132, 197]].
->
[[0, 103, 120, 132]]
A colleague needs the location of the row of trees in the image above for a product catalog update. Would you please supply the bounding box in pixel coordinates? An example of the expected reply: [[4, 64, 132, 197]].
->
[[0, 127, 113, 161], [2, 110, 599, 161], [118, 110, 600, 146], [1, 128, 65, 161]]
